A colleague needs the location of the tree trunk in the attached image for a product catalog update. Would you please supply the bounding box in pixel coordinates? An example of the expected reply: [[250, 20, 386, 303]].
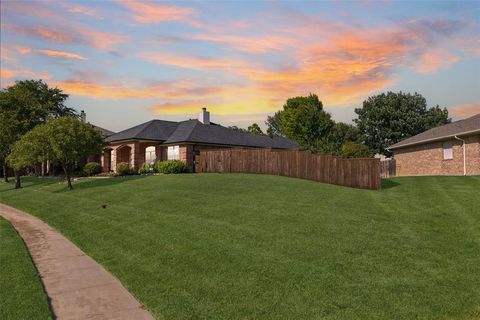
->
[[14, 170, 21, 189], [3, 164, 8, 183], [62, 164, 73, 190]]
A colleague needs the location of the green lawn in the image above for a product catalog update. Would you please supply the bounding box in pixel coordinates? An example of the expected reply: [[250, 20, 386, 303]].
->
[[0, 217, 52, 320], [0, 174, 479, 320]]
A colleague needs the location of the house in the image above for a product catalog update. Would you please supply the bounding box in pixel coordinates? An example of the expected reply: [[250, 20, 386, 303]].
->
[[388, 113, 480, 176], [101, 108, 299, 173]]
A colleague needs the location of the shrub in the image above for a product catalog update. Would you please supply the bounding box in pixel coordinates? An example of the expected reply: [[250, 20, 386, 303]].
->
[[83, 162, 102, 176], [139, 163, 156, 175], [155, 160, 188, 174], [340, 142, 374, 158], [116, 162, 132, 176]]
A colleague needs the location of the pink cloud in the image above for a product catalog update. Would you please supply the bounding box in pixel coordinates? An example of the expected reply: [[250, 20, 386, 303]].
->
[[117, 1, 197, 24], [414, 50, 460, 74], [6, 25, 127, 51], [58, 2, 103, 19], [37, 49, 87, 60], [449, 104, 480, 118], [187, 33, 298, 53], [3, 44, 87, 61]]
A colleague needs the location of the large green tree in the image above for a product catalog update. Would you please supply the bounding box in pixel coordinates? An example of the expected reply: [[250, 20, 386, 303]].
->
[[266, 94, 334, 152], [0, 80, 76, 186], [354, 92, 450, 156], [8, 117, 104, 190]]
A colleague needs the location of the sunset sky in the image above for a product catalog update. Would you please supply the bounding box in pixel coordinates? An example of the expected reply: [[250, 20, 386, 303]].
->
[[1, 0, 479, 131]]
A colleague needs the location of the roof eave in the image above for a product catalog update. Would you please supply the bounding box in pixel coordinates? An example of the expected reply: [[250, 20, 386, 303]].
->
[[388, 128, 480, 151]]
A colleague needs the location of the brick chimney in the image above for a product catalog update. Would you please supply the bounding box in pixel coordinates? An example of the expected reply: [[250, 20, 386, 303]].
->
[[198, 107, 210, 125], [80, 110, 86, 123]]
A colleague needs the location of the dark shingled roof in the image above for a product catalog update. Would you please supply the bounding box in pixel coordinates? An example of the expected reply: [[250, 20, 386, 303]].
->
[[105, 120, 179, 142], [93, 125, 114, 138], [165, 120, 299, 148], [389, 113, 480, 150], [105, 119, 299, 149]]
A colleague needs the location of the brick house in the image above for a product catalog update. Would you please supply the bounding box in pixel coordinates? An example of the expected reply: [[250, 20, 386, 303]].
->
[[101, 108, 299, 173], [388, 113, 480, 176]]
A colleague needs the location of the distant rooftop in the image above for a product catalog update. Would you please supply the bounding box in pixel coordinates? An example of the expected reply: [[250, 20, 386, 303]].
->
[[389, 113, 480, 150]]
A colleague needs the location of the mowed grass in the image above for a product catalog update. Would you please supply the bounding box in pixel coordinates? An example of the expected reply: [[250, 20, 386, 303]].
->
[[1, 174, 479, 320], [0, 217, 52, 320]]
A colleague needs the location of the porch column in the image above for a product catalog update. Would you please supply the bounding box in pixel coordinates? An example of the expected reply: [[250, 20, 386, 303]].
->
[[111, 147, 118, 172], [101, 150, 111, 173], [130, 142, 142, 171], [155, 145, 163, 162]]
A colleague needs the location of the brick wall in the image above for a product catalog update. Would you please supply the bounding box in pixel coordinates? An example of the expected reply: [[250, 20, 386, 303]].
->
[[393, 134, 480, 176]]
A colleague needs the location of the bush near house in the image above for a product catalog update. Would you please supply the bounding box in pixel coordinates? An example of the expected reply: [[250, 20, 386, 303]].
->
[[340, 141, 374, 158], [155, 160, 188, 174], [116, 162, 133, 176], [83, 162, 102, 176], [139, 163, 156, 175]]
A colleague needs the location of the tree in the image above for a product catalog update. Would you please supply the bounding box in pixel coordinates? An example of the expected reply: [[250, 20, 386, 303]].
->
[[266, 94, 334, 152], [8, 117, 104, 190], [247, 123, 264, 135], [326, 122, 361, 155], [354, 92, 450, 156], [7, 125, 51, 188], [340, 142, 374, 158], [228, 125, 247, 133], [0, 80, 76, 187], [266, 111, 284, 137]]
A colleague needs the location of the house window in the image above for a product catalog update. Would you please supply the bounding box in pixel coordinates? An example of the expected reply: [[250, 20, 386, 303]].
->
[[145, 146, 156, 165], [443, 141, 453, 160], [167, 146, 180, 160]]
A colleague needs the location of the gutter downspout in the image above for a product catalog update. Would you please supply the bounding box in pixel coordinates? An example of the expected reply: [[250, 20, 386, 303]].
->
[[454, 136, 466, 176]]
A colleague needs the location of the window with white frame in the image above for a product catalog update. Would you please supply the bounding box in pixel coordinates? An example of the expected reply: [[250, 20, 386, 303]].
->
[[167, 146, 180, 160], [443, 141, 453, 160]]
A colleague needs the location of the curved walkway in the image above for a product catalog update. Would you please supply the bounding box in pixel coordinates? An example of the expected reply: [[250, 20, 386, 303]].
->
[[0, 203, 154, 320]]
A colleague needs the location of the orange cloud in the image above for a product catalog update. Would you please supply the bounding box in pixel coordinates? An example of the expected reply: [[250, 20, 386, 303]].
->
[[1, 69, 15, 78], [0, 68, 52, 86], [117, 1, 197, 24], [51, 78, 227, 101], [139, 52, 250, 71], [449, 104, 480, 118], [38, 49, 87, 60], [3, 45, 87, 61]]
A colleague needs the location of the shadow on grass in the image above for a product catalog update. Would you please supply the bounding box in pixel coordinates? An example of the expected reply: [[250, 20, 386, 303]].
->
[[0, 176, 60, 193], [52, 175, 145, 193], [381, 179, 401, 189]]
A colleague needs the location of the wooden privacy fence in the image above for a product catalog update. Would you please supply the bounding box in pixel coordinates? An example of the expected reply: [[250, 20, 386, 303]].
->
[[380, 159, 396, 178], [196, 148, 381, 190]]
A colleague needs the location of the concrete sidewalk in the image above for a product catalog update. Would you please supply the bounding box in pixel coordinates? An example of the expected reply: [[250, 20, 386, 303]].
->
[[0, 203, 154, 320]]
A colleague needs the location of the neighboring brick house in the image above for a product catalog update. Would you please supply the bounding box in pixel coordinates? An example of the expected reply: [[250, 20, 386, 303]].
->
[[102, 108, 299, 173], [388, 113, 480, 176]]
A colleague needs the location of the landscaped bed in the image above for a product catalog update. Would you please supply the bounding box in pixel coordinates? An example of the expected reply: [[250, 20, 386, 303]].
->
[[0, 217, 52, 320], [1, 174, 479, 319]]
